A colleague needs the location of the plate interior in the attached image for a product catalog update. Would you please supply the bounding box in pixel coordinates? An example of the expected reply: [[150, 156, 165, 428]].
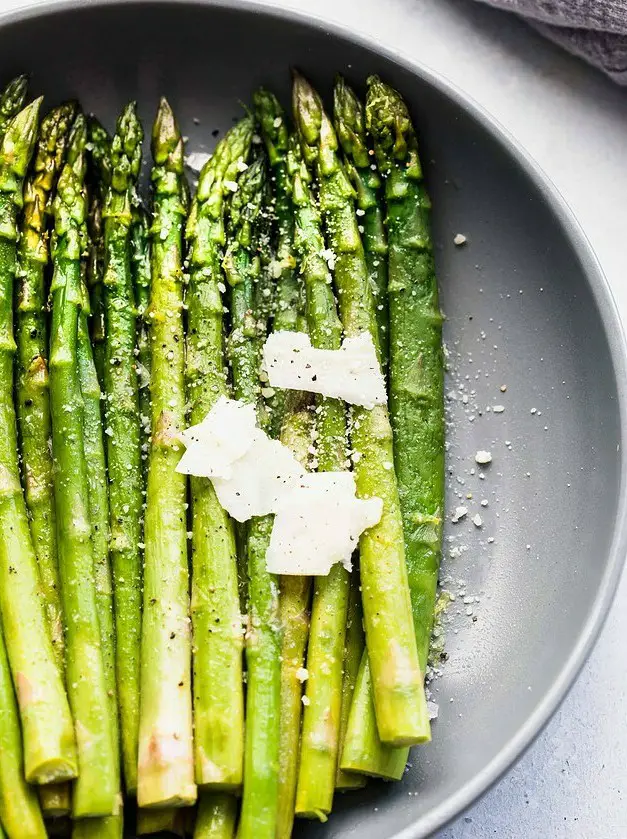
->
[[0, 3, 622, 836]]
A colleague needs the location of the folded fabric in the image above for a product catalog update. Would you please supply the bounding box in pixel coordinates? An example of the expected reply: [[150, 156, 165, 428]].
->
[[476, 0, 627, 83]]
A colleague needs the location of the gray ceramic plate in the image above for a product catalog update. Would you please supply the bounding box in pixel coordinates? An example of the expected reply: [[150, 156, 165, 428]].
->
[[3, 1, 626, 836]]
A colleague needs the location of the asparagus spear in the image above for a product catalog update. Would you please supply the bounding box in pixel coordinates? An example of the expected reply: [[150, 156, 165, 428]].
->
[[273, 392, 313, 839], [341, 650, 405, 780], [15, 102, 76, 818], [335, 575, 367, 790], [86, 116, 111, 384], [102, 102, 144, 796], [131, 204, 151, 481], [333, 76, 415, 781], [253, 89, 300, 428], [50, 113, 117, 816], [366, 73, 444, 681], [0, 98, 78, 786], [16, 102, 75, 674], [138, 98, 196, 809], [223, 156, 279, 839], [282, 137, 351, 819], [195, 794, 237, 839], [293, 73, 429, 747], [0, 625, 46, 839], [0, 74, 28, 138], [333, 77, 388, 368], [186, 117, 253, 789], [72, 299, 123, 839], [347, 77, 449, 781], [137, 808, 186, 836]]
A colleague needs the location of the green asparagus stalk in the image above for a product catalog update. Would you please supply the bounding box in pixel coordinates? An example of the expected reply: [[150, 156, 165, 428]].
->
[[0, 624, 47, 839], [253, 89, 299, 429], [346, 77, 448, 781], [71, 301, 123, 839], [50, 113, 117, 816], [276, 393, 312, 839], [366, 73, 444, 681], [252, 97, 314, 836], [86, 116, 111, 384], [138, 98, 196, 809], [137, 808, 186, 836], [293, 73, 429, 747], [282, 136, 351, 819], [0, 98, 78, 786], [186, 117, 253, 789], [102, 102, 144, 796], [16, 102, 75, 674], [195, 794, 237, 839], [0, 74, 28, 138], [335, 574, 367, 790], [15, 102, 76, 818], [223, 156, 279, 839], [333, 77, 388, 367], [341, 650, 405, 780], [131, 204, 151, 480], [332, 76, 410, 782]]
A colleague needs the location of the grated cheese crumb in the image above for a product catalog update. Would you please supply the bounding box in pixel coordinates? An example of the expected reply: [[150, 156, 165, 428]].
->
[[475, 450, 492, 465]]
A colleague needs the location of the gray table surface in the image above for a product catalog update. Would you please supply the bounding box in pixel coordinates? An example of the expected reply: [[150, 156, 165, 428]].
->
[[6, 0, 627, 835]]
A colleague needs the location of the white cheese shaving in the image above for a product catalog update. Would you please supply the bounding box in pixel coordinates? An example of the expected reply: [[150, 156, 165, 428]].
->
[[176, 397, 259, 479], [265, 472, 383, 576], [263, 331, 386, 409], [175, 398, 383, 571], [184, 151, 211, 173], [212, 433, 305, 522]]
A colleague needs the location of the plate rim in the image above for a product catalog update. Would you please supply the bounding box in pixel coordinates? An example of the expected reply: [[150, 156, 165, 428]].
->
[[3, 0, 627, 834]]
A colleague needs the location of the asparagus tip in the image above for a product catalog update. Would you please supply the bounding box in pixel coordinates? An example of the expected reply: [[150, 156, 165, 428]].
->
[[253, 88, 287, 165], [365, 75, 414, 167], [62, 112, 87, 183], [333, 75, 369, 168], [1, 96, 43, 174], [292, 71, 323, 161], [86, 113, 112, 190], [196, 114, 253, 201], [2, 73, 29, 110], [112, 100, 143, 186], [152, 97, 182, 167]]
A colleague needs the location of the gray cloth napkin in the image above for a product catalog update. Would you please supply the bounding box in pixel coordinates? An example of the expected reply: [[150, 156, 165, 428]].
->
[[476, 0, 627, 83]]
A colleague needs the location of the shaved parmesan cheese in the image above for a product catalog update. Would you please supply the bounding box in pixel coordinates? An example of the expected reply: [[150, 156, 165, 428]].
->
[[176, 397, 383, 572], [185, 151, 211, 173], [176, 397, 258, 479], [212, 433, 305, 522], [265, 472, 383, 576], [263, 331, 386, 409]]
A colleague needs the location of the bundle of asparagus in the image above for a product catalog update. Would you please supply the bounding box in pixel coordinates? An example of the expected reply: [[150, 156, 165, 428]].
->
[[0, 69, 443, 839]]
